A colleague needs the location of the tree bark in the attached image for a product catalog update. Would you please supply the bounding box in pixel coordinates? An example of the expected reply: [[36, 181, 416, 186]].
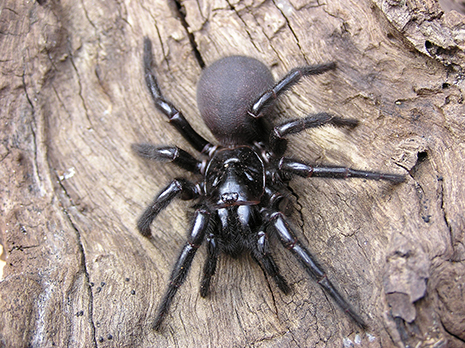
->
[[1, 0, 464, 347]]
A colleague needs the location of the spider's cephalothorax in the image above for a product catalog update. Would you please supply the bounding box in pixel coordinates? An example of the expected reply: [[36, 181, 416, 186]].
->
[[133, 37, 405, 331]]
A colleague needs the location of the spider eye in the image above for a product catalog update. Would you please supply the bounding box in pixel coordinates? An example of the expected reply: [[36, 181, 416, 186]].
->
[[212, 175, 221, 187], [244, 171, 254, 181]]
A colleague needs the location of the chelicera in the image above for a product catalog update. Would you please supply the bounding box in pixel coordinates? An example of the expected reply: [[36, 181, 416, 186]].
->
[[133, 37, 405, 331]]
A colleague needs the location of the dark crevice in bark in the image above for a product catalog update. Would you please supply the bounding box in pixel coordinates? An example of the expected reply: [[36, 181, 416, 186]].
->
[[55, 173, 98, 348], [22, 67, 42, 190], [171, 0, 205, 69]]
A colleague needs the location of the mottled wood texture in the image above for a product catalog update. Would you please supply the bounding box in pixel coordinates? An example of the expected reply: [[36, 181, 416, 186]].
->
[[1, 0, 464, 347]]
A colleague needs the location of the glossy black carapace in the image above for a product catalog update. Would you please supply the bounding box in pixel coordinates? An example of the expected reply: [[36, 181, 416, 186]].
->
[[132, 37, 405, 331]]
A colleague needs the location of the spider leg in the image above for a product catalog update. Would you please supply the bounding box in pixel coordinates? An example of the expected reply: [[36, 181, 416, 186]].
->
[[279, 157, 406, 183], [137, 178, 200, 237], [249, 63, 337, 118], [269, 112, 358, 154], [153, 207, 211, 331], [132, 143, 202, 173], [251, 228, 290, 294], [265, 211, 367, 329], [143, 37, 215, 154], [199, 232, 219, 297]]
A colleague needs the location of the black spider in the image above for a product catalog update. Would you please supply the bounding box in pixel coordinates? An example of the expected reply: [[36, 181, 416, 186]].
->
[[133, 37, 405, 331]]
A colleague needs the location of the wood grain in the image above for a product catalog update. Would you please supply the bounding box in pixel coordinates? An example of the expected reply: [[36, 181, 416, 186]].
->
[[1, 0, 464, 347]]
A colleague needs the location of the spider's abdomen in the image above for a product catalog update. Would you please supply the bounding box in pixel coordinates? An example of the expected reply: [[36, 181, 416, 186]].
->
[[205, 146, 265, 208], [197, 56, 275, 145]]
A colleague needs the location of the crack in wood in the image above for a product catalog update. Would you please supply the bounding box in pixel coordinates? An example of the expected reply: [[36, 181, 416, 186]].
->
[[55, 172, 98, 348], [171, 0, 205, 68]]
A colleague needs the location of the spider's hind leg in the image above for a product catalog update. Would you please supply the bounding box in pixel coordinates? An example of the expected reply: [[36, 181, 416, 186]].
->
[[132, 143, 202, 174], [143, 37, 215, 154], [269, 112, 358, 155], [249, 63, 337, 119]]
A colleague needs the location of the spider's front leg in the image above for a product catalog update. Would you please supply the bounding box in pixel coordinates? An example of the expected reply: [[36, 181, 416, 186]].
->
[[199, 231, 220, 298], [251, 228, 291, 294], [279, 157, 406, 183], [267, 112, 405, 182], [266, 211, 367, 329], [154, 207, 211, 331], [137, 178, 200, 237]]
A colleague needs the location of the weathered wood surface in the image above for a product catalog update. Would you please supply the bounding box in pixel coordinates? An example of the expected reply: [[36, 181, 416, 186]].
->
[[1, 0, 464, 347]]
